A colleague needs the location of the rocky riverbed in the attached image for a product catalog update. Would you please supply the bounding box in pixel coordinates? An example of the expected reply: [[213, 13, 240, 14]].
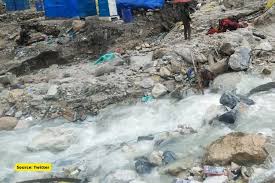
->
[[0, 0, 275, 182]]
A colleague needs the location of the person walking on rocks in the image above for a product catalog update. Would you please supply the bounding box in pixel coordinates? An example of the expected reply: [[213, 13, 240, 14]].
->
[[181, 3, 192, 40]]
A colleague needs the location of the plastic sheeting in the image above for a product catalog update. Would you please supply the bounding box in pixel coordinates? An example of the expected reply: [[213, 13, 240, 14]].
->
[[44, 0, 97, 18], [116, 0, 164, 9]]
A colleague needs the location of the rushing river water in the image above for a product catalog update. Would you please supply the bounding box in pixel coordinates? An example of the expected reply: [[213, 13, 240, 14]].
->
[[0, 73, 275, 183]]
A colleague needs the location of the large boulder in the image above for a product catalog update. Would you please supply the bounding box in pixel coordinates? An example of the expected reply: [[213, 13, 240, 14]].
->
[[152, 83, 168, 98], [209, 59, 229, 75], [135, 156, 155, 174], [27, 127, 78, 152], [211, 72, 244, 92], [94, 64, 116, 77], [229, 47, 251, 71], [204, 132, 268, 166], [0, 117, 18, 130]]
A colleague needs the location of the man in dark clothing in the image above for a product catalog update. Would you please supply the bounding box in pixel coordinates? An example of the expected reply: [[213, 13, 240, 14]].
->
[[181, 4, 192, 40]]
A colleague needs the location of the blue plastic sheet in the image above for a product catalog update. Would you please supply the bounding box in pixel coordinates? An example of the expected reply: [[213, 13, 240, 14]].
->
[[116, 0, 164, 9]]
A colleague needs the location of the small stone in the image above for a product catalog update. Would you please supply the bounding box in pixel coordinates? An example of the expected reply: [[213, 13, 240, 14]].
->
[[191, 167, 203, 176], [160, 67, 172, 78], [163, 151, 177, 165], [220, 42, 235, 56], [140, 78, 154, 89], [45, 85, 59, 100], [149, 151, 163, 166], [15, 111, 23, 118], [152, 83, 168, 98], [262, 67, 271, 75], [63, 73, 71, 78], [175, 74, 183, 82]]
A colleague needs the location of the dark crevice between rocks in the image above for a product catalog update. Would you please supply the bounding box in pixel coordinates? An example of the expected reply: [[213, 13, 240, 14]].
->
[[9, 51, 68, 76]]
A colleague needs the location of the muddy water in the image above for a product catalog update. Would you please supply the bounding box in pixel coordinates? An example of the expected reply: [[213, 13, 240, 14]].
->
[[0, 74, 275, 183]]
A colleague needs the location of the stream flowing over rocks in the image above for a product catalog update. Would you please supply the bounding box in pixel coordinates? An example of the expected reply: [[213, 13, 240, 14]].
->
[[0, 0, 275, 182]]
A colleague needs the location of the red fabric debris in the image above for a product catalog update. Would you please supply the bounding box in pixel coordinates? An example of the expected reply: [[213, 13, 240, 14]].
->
[[207, 18, 247, 35]]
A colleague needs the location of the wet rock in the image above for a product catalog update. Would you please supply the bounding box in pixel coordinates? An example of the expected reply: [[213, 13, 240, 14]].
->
[[220, 43, 235, 56], [0, 117, 18, 130], [204, 132, 268, 166], [218, 110, 237, 124], [220, 92, 239, 109], [203, 105, 227, 124], [135, 156, 155, 174], [229, 47, 251, 71], [203, 175, 228, 183], [152, 83, 168, 98], [137, 134, 154, 142], [149, 151, 163, 166], [15, 117, 34, 129], [170, 87, 196, 100], [163, 151, 177, 165], [211, 72, 244, 92], [248, 82, 275, 96], [44, 85, 59, 100], [105, 170, 137, 183], [5, 106, 16, 117], [130, 52, 153, 70], [237, 95, 255, 105], [27, 127, 78, 152], [94, 64, 116, 77], [0, 73, 16, 85], [160, 67, 172, 78]]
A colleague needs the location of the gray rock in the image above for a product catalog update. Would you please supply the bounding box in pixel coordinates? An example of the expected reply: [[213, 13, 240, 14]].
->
[[135, 156, 155, 174], [0, 83, 4, 92], [220, 92, 239, 109], [175, 74, 184, 82], [152, 83, 168, 98], [218, 110, 237, 124], [140, 78, 154, 89], [15, 111, 23, 118], [248, 82, 275, 96], [223, 0, 244, 8], [94, 64, 116, 77], [220, 42, 235, 56], [203, 105, 228, 124], [229, 47, 251, 71], [0, 73, 16, 85], [163, 151, 177, 165], [45, 85, 59, 100], [5, 106, 16, 117], [0, 117, 18, 130], [130, 52, 153, 70], [237, 95, 255, 105], [27, 127, 78, 152], [160, 67, 172, 78], [174, 47, 192, 64]]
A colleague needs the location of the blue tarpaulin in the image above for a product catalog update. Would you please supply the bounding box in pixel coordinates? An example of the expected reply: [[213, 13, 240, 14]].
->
[[44, 0, 97, 18], [116, 0, 164, 9]]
